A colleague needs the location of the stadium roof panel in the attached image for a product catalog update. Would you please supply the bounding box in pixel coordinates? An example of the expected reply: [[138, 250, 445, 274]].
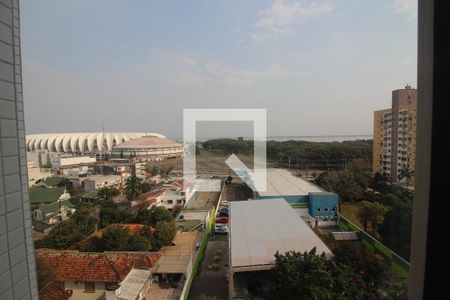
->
[[113, 136, 182, 149]]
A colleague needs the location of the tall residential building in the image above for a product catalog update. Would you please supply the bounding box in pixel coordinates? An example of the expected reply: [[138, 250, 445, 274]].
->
[[373, 85, 417, 183], [1, 0, 39, 299]]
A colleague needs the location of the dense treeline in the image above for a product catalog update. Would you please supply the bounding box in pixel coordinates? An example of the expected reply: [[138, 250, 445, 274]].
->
[[315, 161, 413, 260], [202, 138, 372, 168]]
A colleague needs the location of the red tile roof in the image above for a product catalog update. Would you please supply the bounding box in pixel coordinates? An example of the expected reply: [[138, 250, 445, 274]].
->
[[39, 282, 70, 300], [88, 224, 152, 239], [106, 252, 160, 279], [35, 249, 160, 283]]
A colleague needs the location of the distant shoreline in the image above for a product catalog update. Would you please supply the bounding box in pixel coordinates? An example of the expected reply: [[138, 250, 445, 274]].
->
[[172, 135, 373, 143]]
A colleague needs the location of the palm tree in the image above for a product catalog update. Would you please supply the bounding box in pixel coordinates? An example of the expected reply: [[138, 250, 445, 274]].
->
[[398, 167, 414, 190], [124, 176, 142, 200]]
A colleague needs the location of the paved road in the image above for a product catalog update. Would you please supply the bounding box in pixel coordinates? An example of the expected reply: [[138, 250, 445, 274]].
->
[[188, 235, 229, 300]]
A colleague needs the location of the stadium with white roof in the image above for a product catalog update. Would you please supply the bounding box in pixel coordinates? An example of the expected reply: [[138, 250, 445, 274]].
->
[[26, 132, 165, 154]]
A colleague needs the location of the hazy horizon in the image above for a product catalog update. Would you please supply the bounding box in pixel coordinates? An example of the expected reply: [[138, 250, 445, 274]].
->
[[21, 0, 417, 138]]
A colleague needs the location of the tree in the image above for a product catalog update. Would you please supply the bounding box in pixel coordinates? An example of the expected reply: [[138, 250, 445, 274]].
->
[[160, 164, 175, 179], [398, 168, 414, 190], [225, 176, 232, 184], [125, 175, 142, 200], [357, 201, 373, 232], [99, 200, 126, 228], [37, 221, 84, 249], [101, 224, 131, 251], [369, 202, 387, 238], [333, 242, 390, 296], [379, 202, 412, 260], [98, 187, 120, 201], [151, 166, 160, 175], [134, 206, 174, 227], [372, 172, 389, 190], [357, 201, 386, 235], [270, 248, 364, 300], [141, 182, 152, 193], [128, 235, 152, 251], [70, 208, 98, 235], [154, 221, 176, 246]]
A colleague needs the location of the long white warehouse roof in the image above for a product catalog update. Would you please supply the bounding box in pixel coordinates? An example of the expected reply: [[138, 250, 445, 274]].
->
[[230, 199, 332, 271], [257, 168, 323, 197], [26, 132, 165, 153]]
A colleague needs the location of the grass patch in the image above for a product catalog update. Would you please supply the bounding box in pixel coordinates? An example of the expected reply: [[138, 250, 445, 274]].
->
[[340, 202, 364, 228]]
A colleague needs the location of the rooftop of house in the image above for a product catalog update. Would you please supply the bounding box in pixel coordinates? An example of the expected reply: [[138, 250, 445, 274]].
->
[[35, 249, 160, 283], [162, 231, 200, 256], [135, 189, 166, 203], [39, 282, 70, 300], [81, 189, 100, 200], [114, 268, 152, 299], [151, 255, 190, 274], [37, 176, 66, 187], [29, 186, 66, 204], [38, 199, 75, 215]]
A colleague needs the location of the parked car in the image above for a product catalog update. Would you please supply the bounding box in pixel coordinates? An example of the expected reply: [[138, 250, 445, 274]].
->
[[221, 200, 229, 206], [217, 211, 228, 217], [215, 216, 229, 224], [219, 207, 229, 213], [214, 224, 229, 235]]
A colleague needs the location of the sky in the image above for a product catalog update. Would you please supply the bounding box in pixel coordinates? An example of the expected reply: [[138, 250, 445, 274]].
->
[[20, 0, 417, 138]]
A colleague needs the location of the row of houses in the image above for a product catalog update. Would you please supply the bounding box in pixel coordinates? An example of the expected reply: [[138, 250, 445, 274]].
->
[[36, 229, 202, 300], [36, 250, 160, 300]]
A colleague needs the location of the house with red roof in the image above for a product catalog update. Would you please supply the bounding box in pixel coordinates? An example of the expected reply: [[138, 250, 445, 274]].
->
[[133, 180, 187, 212], [35, 249, 160, 300]]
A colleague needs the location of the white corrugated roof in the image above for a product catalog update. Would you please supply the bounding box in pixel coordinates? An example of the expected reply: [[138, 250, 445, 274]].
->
[[257, 169, 323, 197], [116, 268, 151, 299], [230, 199, 332, 270]]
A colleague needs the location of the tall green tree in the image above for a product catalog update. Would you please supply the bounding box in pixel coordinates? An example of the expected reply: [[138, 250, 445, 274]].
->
[[141, 182, 153, 193], [357, 201, 374, 232], [379, 202, 412, 260], [398, 168, 414, 190], [101, 224, 131, 251], [154, 220, 176, 246], [125, 175, 142, 200], [128, 235, 152, 251], [99, 200, 126, 228], [357, 201, 387, 235], [36, 221, 84, 249], [135, 206, 174, 227], [70, 208, 98, 235]]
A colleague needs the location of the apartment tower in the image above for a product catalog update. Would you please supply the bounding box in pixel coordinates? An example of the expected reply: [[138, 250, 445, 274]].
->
[[373, 85, 417, 183], [1, 0, 39, 299]]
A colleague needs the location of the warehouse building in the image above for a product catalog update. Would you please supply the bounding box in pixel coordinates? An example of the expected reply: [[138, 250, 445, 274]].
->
[[228, 199, 332, 297], [251, 169, 339, 224]]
